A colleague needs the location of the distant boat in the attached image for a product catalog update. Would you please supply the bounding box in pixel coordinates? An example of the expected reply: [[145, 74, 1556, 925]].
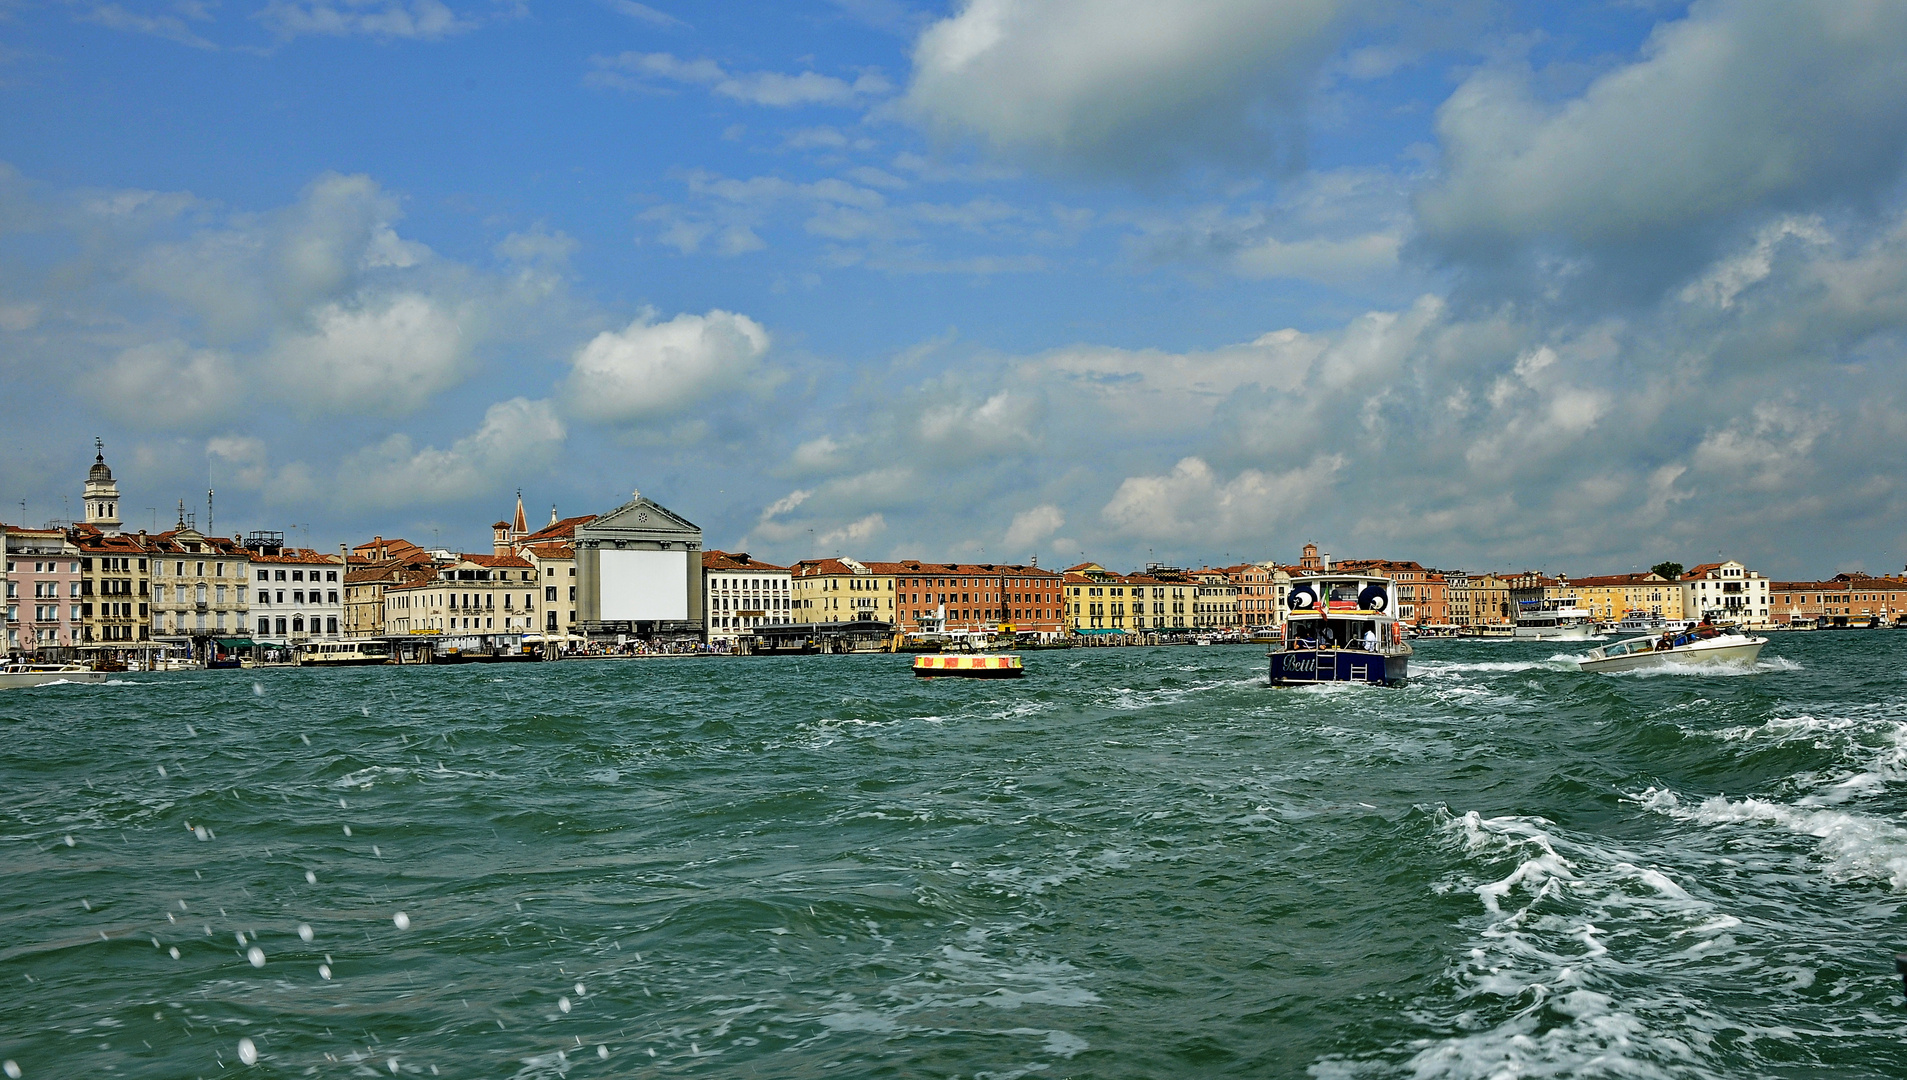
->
[[1516, 599, 1596, 640], [913, 654, 1024, 679], [1608, 610, 1694, 635], [1577, 628, 1767, 674], [0, 661, 111, 690]]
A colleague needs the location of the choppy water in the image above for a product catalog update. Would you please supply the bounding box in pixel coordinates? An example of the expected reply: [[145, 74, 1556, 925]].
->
[[5, 636, 1907, 1078]]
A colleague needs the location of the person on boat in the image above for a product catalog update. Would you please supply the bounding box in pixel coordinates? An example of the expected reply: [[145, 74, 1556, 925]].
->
[[1363, 626, 1378, 651]]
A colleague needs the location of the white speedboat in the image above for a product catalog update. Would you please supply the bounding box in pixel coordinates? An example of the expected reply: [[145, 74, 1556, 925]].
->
[[0, 661, 112, 689], [1609, 611, 1694, 635], [1515, 600, 1596, 640], [1577, 630, 1767, 673]]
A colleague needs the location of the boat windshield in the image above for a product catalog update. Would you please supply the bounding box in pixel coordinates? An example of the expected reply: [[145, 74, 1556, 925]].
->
[[1286, 617, 1386, 650]]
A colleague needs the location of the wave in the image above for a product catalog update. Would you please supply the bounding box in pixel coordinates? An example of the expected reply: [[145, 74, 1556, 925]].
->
[[1637, 786, 1907, 890]]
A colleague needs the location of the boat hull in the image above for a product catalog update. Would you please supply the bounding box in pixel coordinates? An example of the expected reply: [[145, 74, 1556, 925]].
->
[[1268, 648, 1408, 686], [0, 669, 111, 689], [1515, 625, 1595, 640], [1578, 636, 1767, 673]]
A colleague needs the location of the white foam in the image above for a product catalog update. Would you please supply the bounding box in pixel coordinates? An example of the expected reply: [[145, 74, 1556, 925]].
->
[[1645, 788, 1907, 890]]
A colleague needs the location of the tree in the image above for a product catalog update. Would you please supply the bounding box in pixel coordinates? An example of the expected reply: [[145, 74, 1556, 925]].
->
[[1651, 561, 1684, 581]]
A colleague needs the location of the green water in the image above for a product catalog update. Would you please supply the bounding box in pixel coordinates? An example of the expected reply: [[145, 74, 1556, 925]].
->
[[4, 637, 1907, 1078]]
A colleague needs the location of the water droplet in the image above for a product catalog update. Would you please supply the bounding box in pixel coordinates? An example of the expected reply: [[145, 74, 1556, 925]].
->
[[235, 931, 247, 946], [251, 682, 264, 696], [168, 947, 180, 959], [597, 1045, 608, 1060], [80, 899, 90, 911], [185, 724, 195, 737], [157, 765, 167, 777], [236, 1037, 257, 1065], [318, 964, 331, 980], [339, 797, 347, 809], [387, 1058, 398, 1074], [691, 1042, 700, 1055], [194, 826, 209, 842], [178, 900, 188, 911], [573, 982, 585, 997], [300, 732, 310, 745], [342, 825, 352, 837], [372, 845, 381, 857], [647, 1048, 656, 1058], [393, 911, 411, 930], [247, 946, 265, 968], [3, 1060, 20, 1078], [298, 924, 314, 943], [557, 996, 571, 1014], [63, 835, 75, 848]]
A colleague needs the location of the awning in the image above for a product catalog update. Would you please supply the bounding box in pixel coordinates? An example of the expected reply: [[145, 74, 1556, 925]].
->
[[215, 638, 258, 648], [1072, 628, 1126, 635]]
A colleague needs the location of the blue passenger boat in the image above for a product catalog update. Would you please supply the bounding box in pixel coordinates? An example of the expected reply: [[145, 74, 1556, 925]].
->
[[1268, 572, 1412, 686]]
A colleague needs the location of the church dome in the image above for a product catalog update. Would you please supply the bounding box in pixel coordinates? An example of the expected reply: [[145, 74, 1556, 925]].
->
[[88, 452, 113, 483]]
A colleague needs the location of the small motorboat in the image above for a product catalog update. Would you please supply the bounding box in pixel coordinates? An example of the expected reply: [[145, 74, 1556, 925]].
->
[[0, 661, 113, 689], [912, 654, 1024, 679], [1577, 627, 1767, 673]]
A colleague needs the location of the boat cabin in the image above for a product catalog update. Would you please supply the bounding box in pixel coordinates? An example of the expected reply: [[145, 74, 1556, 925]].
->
[[1270, 574, 1411, 685]]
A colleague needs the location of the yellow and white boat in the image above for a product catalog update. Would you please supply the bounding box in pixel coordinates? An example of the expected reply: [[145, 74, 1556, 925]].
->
[[912, 654, 1024, 679]]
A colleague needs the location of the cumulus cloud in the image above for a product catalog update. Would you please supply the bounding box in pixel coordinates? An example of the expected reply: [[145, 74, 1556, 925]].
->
[[266, 294, 474, 414], [80, 3, 218, 49], [98, 341, 239, 428], [1101, 455, 1345, 543], [342, 397, 567, 508], [1003, 504, 1063, 550], [563, 309, 772, 424], [905, 0, 1349, 176], [1417, 1, 1907, 289], [589, 52, 891, 107]]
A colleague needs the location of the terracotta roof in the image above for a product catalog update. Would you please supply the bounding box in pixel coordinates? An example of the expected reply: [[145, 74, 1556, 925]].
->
[[251, 549, 342, 564], [519, 515, 596, 544], [1683, 562, 1725, 578], [524, 543, 575, 560], [461, 553, 532, 568], [1568, 573, 1667, 587], [704, 550, 788, 572]]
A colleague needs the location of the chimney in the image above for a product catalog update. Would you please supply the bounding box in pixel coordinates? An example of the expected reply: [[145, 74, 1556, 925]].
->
[[1322, 552, 1332, 571]]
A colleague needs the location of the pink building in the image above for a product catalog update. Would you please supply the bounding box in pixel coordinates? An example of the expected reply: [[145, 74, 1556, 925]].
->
[[5, 527, 83, 655]]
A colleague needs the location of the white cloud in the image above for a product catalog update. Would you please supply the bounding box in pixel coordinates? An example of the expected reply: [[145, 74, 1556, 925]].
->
[[80, 3, 218, 49], [99, 341, 239, 428], [343, 397, 566, 508], [1417, 2, 1907, 272], [256, 0, 482, 40], [589, 52, 890, 107], [267, 293, 474, 414], [905, 0, 1348, 175], [600, 0, 683, 28], [1003, 504, 1063, 549], [563, 309, 772, 424], [1100, 455, 1344, 543]]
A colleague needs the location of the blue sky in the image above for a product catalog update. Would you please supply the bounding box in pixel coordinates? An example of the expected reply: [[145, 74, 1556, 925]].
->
[[4, 0, 1907, 578]]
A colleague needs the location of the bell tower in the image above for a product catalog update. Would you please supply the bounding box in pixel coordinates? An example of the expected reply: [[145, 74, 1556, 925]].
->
[[83, 438, 122, 535]]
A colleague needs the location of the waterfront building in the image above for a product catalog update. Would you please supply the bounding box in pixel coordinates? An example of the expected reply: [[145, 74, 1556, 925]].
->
[[1448, 572, 1514, 626], [509, 510, 595, 646], [1680, 561, 1769, 625], [342, 537, 438, 638], [148, 515, 250, 648], [4, 526, 82, 654], [383, 553, 538, 635], [1770, 573, 1907, 627], [73, 525, 151, 646], [1062, 562, 1139, 634], [1120, 571, 1185, 632], [574, 491, 703, 641], [703, 551, 792, 643], [1507, 574, 1579, 622], [790, 557, 895, 626], [250, 548, 344, 644], [1192, 568, 1241, 630], [1226, 563, 1278, 630], [1568, 572, 1684, 624], [1336, 559, 1448, 625]]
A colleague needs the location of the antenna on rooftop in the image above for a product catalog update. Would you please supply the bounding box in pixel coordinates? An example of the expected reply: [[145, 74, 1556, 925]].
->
[[206, 488, 214, 534]]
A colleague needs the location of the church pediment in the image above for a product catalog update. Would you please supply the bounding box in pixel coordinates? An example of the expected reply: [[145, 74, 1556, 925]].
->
[[578, 496, 701, 546]]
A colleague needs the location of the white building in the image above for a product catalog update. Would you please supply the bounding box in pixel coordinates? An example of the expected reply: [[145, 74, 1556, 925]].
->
[[575, 491, 704, 641], [702, 550, 791, 645], [150, 519, 249, 648], [1681, 560, 1770, 626], [252, 549, 345, 644]]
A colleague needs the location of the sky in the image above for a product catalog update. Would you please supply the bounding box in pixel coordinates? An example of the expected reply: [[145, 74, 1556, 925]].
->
[[3, 0, 1907, 579]]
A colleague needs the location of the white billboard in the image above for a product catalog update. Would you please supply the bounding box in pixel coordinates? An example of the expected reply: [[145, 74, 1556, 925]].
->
[[599, 549, 690, 621]]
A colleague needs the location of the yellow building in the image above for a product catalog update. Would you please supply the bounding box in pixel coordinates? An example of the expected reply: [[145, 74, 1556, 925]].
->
[[791, 557, 899, 626], [1568, 573, 1684, 622]]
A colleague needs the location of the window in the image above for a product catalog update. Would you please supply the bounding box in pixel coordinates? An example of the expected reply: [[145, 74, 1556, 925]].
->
[[257, 569, 268, 581], [276, 570, 286, 581]]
